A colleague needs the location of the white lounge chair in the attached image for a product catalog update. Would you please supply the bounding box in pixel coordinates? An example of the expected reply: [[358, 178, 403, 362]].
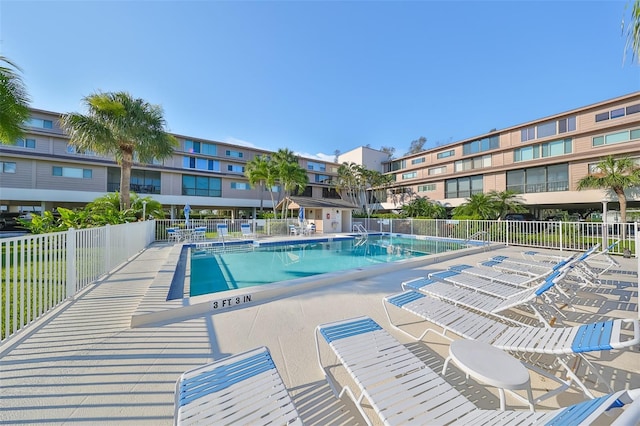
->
[[403, 267, 571, 325], [174, 346, 302, 425], [429, 270, 533, 299], [448, 263, 542, 286], [315, 316, 639, 425], [240, 223, 256, 239], [524, 243, 620, 276], [383, 290, 640, 401]]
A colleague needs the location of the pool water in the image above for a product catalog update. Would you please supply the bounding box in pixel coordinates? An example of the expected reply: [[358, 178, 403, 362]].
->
[[189, 235, 465, 296]]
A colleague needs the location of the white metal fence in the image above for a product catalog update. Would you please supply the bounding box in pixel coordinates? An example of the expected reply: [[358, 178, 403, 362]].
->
[[1, 220, 155, 342], [353, 218, 638, 257]]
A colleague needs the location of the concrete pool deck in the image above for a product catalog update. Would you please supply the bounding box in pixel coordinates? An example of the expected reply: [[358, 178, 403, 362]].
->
[[0, 237, 638, 425]]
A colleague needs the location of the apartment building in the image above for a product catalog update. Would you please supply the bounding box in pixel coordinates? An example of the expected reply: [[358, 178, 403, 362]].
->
[[0, 108, 340, 219], [1, 92, 639, 222], [380, 92, 640, 218]]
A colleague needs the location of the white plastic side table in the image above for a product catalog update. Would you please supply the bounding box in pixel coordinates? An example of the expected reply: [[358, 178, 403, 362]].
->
[[443, 339, 535, 411]]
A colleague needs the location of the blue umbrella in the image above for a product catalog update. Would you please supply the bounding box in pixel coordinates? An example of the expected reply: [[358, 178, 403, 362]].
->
[[184, 203, 191, 228], [298, 207, 305, 225]]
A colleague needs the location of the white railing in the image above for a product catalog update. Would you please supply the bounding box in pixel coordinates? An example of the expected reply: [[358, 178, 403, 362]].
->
[[155, 218, 304, 240], [1, 220, 155, 343], [352, 218, 638, 257]]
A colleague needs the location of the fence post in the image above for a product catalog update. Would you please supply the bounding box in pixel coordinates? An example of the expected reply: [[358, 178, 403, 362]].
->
[[559, 222, 563, 251], [66, 228, 77, 300]]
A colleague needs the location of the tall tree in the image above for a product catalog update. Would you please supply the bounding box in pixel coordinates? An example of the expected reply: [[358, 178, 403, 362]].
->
[[0, 56, 30, 143], [380, 145, 396, 160], [623, 0, 640, 63], [405, 136, 427, 156], [577, 155, 640, 226], [60, 91, 178, 210], [245, 154, 275, 213], [272, 148, 308, 217]]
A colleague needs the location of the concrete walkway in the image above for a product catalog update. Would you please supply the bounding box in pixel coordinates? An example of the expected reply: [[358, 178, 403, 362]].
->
[[0, 242, 638, 425]]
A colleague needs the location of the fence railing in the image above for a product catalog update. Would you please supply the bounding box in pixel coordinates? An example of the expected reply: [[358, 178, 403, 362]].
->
[[352, 218, 638, 257], [1, 220, 155, 343]]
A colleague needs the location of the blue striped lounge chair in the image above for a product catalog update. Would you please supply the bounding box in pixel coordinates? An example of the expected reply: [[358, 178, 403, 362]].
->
[[315, 316, 639, 425], [174, 346, 302, 425], [383, 290, 640, 402]]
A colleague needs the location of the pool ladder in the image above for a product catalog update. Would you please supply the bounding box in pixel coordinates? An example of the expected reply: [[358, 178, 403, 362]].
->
[[464, 231, 490, 250], [353, 224, 368, 246]]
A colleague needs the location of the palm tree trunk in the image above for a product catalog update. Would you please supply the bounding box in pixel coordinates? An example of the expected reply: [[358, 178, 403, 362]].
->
[[259, 181, 264, 211], [120, 149, 133, 210], [616, 188, 628, 243]]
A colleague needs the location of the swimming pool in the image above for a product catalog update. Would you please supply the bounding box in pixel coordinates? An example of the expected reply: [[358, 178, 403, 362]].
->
[[188, 235, 466, 296]]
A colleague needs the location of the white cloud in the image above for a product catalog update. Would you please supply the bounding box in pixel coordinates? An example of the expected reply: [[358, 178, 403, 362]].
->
[[224, 137, 262, 149], [295, 151, 336, 162]]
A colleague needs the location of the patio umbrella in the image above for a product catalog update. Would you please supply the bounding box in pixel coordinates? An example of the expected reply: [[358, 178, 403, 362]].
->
[[184, 203, 191, 228], [298, 207, 305, 225]]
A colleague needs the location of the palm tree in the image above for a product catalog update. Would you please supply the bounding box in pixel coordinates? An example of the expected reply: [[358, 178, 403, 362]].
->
[[577, 155, 640, 226], [0, 56, 30, 143], [334, 162, 364, 210], [60, 91, 178, 210], [245, 154, 276, 213], [489, 190, 527, 219], [272, 149, 308, 217], [452, 193, 500, 220], [624, 0, 640, 63]]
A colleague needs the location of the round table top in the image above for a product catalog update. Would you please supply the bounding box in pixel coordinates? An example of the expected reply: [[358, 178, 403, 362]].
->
[[449, 339, 530, 389]]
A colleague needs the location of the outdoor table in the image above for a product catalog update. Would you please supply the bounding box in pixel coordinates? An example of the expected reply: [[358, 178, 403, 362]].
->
[[443, 339, 535, 411]]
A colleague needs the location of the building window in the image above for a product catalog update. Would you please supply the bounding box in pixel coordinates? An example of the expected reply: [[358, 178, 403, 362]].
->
[[558, 117, 576, 133], [596, 104, 640, 122], [417, 184, 436, 192], [1, 162, 16, 173], [436, 150, 454, 159], [592, 128, 640, 147], [231, 182, 250, 190], [52, 166, 92, 178], [541, 139, 571, 157], [445, 175, 483, 198], [507, 164, 568, 194], [182, 156, 220, 171], [521, 127, 535, 142], [411, 157, 425, 165], [307, 161, 326, 172], [182, 175, 221, 197], [402, 171, 417, 179], [514, 145, 539, 162], [25, 118, 53, 129], [315, 174, 331, 183], [227, 164, 245, 173], [454, 154, 491, 172], [627, 104, 640, 115], [536, 121, 556, 139], [387, 159, 406, 172], [225, 149, 243, 158], [462, 136, 499, 155], [16, 138, 36, 149], [184, 140, 217, 156], [323, 187, 341, 199], [428, 166, 446, 175]]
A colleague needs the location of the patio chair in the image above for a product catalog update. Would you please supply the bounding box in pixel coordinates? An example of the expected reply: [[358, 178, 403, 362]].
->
[[174, 346, 302, 426], [315, 316, 639, 425], [167, 228, 181, 243], [216, 223, 229, 241], [192, 226, 207, 242], [448, 263, 542, 287], [429, 270, 534, 299], [383, 290, 640, 402], [402, 267, 571, 325], [240, 223, 256, 239], [524, 242, 620, 276]]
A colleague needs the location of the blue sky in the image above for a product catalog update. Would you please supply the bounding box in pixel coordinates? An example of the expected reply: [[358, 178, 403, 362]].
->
[[2, 1, 639, 161]]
